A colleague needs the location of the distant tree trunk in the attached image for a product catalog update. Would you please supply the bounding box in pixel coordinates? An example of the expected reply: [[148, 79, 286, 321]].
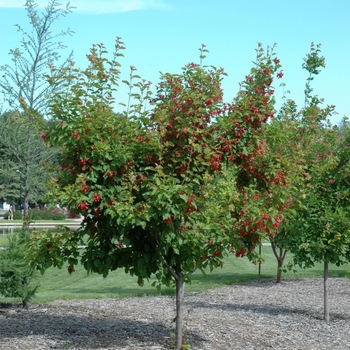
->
[[324, 259, 329, 323], [175, 264, 184, 350], [276, 257, 284, 283], [270, 240, 288, 283], [24, 163, 30, 218]]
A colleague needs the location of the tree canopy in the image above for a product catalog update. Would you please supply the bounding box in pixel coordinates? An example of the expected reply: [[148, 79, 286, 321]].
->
[[28, 40, 292, 349]]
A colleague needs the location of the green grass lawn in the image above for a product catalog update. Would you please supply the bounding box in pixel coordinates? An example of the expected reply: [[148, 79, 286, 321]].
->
[[0, 233, 348, 304], [0, 244, 347, 304]]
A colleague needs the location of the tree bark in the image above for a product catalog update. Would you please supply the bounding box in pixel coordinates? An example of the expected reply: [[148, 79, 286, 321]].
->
[[24, 166, 30, 218], [270, 241, 288, 283], [276, 257, 284, 283], [324, 259, 329, 323], [175, 264, 184, 350]]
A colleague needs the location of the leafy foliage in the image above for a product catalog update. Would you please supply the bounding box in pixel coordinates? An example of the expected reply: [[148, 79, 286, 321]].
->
[[28, 41, 289, 281], [0, 230, 39, 307], [267, 43, 350, 283], [27, 209, 66, 220], [27, 40, 292, 349]]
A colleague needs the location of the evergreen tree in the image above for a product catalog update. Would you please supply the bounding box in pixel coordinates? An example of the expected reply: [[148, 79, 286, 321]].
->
[[0, 230, 39, 307], [0, 0, 73, 216]]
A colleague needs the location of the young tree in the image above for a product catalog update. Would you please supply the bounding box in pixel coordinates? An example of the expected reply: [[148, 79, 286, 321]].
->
[[264, 43, 333, 282], [289, 113, 350, 323], [0, 0, 73, 217], [28, 41, 290, 349], [268, 43, 350, 322], [0, 230, 39, 308]]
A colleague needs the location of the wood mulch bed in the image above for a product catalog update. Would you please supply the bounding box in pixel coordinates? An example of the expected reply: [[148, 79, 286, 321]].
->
[[0, 277, 349, 349]]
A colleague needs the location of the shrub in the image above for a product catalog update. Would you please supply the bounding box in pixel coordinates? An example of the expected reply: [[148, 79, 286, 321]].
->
[[0, 230, 39, 307], [28, 209, 66, 221], [66, 210, 81, 219], [4, 208, 66, 220], [3, 210, 22, 220]]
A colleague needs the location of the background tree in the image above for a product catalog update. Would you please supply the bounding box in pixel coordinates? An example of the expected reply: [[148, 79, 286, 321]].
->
[[28, 41, 290, 349], [287, 119, 350, 323], [0, 0, 73, 216], [0, 111, 51, 209], [268, 43, 350, 322], [265, 43, 335, 282], [0, 112, 21, 207]]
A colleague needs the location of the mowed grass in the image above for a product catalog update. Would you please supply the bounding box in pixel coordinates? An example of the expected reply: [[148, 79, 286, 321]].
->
[[0, 243, 347, 304]]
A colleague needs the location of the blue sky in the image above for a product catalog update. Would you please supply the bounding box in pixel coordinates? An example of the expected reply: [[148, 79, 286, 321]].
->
[[0, 0, 349, 125]]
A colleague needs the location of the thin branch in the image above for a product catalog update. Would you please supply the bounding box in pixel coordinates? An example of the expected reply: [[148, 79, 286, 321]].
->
[[160, 254, 179, 281]]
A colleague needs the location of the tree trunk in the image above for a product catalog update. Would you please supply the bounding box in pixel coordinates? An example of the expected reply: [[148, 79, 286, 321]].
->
[[258, 244, 262, 282], [175, 264, 184, 350], [270, 240, 288, 283], [21, 277, 29, 308], [24, 128, 31, 219], [276, 258, 283, 283], [324, 259, 329, 323], [24, 172, 29, 219]]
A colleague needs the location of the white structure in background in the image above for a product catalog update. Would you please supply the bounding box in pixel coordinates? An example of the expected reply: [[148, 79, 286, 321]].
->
[[2, 202, 10, 210]]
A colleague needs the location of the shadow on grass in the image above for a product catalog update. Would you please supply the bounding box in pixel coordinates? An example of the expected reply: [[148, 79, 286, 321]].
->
[[53, 272, 268, 298], [43, 268, 348, 300], [190, 271, 262, 284], [189, 267, 348, 288]]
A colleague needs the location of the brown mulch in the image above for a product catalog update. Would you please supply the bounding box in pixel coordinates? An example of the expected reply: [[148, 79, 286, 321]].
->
[[0, 277, 349, 349]]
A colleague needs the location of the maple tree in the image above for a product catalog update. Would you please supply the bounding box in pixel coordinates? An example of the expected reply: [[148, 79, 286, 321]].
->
[[266, 43, 350, 322], [28, 40, 291, 348]]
